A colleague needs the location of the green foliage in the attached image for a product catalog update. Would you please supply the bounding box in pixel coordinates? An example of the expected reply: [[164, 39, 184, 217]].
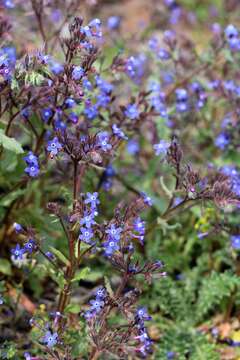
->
[[196, 271, 240, 321], [156, 327, 220, 360], [0, 130, 24, 154]]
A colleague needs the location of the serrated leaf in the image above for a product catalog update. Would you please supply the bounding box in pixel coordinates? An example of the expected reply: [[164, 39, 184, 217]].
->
[[71, 267, 90, 283], [0, 259, 12, 276], [0, 130, 24, 154], [48, 246, 70, 266]]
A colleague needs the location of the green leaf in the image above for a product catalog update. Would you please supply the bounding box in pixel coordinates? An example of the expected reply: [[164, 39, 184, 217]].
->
[[0, 130, 24, 154], [65, 303, 81, 314], [0, 259, 12, 276], [48, 246, 70, 266], [71, 267, 90, 283]]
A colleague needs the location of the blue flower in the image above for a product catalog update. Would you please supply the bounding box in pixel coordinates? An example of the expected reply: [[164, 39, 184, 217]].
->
[[133, 217, 145, 234], [84, 103, 98, 120], [24, 239, 36, 254], [25, 164, 40, 177], [176, 88, 188, 101], [97, 131, 112, 152], [125, 104, 139, 120], [11, 244, 25, 260], [225, 24, 238, 40], [46, 137, 62, 156], [23, 151, 39, 167], [141, 192, 153, 206], [89, 298, 104, 313], [0, 295, 4, 305], [158, 48, 171, 60], [68, 112, 78, 124], [94, 286, 107, 299], [88, 18, 102, 38], [136, 307, 152, 321], [83, 78, 92, 91], [80, 212, 96, 228], [215, 133, 230, 150], [72, 66, 84, 80], [175, 88, 189, 112], [49, 62, 64, 75], [13, 222, 23, 233], [84, 192, 100, 210], [42, 331, 58, 348], [65, 98, 76, 108], [79, 227, 94, 244], [126, 139, 139, 155], [106, 224, 122, 241], [107, 16, 121, 30], [95, 76, 113, 94], [3, 0, 15, 9], [231, 235, 240, 250], [102, 239, 120, 256], [41, 108, 53, 122], [153, 140, 170, 156], [112, 124, 128, 140]]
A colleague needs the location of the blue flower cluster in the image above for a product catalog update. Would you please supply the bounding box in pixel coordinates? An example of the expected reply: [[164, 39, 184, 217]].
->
[[135, 307, 152, 357], [46, 136, 62, 158], [102, 223, 122, 256], [84, 287, 107, 320], [225, 24, 240, 51], [79, 193, 100, 245], [23, 152, 40, 177]]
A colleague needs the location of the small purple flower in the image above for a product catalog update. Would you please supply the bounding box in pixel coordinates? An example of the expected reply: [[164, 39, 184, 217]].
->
[[0, 295, 4, 305], [3, 0, 15, 9], [42, 331, 58, 348], [46, 137, 62, 156], [125, 104, 139, 120], [89, 298, 104, 313], [25, 164, 40, 177], [126, 139, 140, 155], [112, 124, 128, 140], [24, 239, 36, 254], [65, 98, 76, 108], [141, 192, 153, 206], [231, 235, 240, 250], [107, 16, 121, 30], [215, 133, 230, 150], [95, 76, 113, 94], [68, 112, 78, 124], [106, 224, 122, 241], [72, 66, 84, 80], [41, 108, 53, 122], [176, 88, 188, 101], [225, 24, 238, 40], [136, 307, 152, 321], [49, 62, 64, 75], [79, 227, 94, 245], [11, 244, 25, 260], [23, 152, 39, 167], [158, 48, 171, 60], [153, 140, 170, 156], [46, 251, 55, 260], [80, 212, 96, 228], [84, 103, 98, 120], [84, 192, 100, 209], [95, 287, 107, 299], [88, 18, 102, 38], [133, 217, 145, 234], [13, 222, 23, 233], [102, 239, 120, 256], [97, 131, 112, 152]]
